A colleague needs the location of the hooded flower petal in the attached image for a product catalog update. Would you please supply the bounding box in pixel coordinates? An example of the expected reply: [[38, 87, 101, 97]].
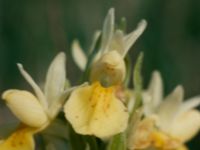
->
[[0, 126, 35, 150], [44, 52, 66, 109], [2, 90, 48, 128], [90, 50, 126, 86], [64, 82, 129, 138], [170, 109, 200, 142]]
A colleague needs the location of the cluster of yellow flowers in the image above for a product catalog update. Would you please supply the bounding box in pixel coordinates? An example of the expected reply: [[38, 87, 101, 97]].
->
[[0, 8, 200, 150]]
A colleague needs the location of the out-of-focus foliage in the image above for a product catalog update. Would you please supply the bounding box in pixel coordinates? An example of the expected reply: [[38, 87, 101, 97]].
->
[[0, 0, 200, 149]]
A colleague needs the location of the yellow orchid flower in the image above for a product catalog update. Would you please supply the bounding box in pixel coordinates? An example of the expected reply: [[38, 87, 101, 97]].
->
[[144, 71, 200, 142], [127, 112, 189, 150], [71, 8, 147, 74], [128, 71, 200, 150], [64, 82, 128, 138], [0, 52, 70, 150], [64, 8, 147, 139]]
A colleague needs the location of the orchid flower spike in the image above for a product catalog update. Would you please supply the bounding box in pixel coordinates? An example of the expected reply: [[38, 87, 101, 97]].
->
[[0, 52, 72, 150]]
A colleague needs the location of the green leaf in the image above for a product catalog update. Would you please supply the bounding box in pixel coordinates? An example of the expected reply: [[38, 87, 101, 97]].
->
[[118, 17, 127, 32], [124, 55, 132, 87], [131, 52, 144, 115], [107, 133, 126, 150], [81, 32, 102, 82]]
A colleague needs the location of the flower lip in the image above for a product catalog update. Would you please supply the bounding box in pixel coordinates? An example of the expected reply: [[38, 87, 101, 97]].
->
[[64, 81, 129, 139]]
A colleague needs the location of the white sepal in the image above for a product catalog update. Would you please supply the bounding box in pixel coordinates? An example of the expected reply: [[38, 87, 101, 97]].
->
[[178, 96, 200, 115], [72, 40, 87, 70], [123, 19, 147, 57], [44, 52, 66, 109], [17, 63, 47, 110], [143, 71, 163, 116], [100, 8, 114, 54]]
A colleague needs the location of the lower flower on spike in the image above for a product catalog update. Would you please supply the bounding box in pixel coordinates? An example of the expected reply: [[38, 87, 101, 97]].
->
[[127, 117, 188, 150], [64, 81, 129, 138], [0, 125, 35, 150]]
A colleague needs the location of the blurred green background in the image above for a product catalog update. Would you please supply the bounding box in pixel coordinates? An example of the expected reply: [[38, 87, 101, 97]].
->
[[0, 0, 200, 149]]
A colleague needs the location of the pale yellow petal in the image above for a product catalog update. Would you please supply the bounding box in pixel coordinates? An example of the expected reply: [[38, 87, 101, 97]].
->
[[17, 63, 47, 109], [72, 40, 87, 70], [178, 96, 200, 115], [143, 71, 163, 116], [44, 52, 66, 109], [2, 90, 49, 128], [64, 84, 93, 134], [89, 85, 129, 138], [170, 109, 200, 142], [0, 127, 35, 150], [157, 85, 183, 131], [64, 82, 129, 138]]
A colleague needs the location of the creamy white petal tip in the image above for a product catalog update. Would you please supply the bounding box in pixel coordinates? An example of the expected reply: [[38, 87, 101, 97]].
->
[[123, 19, 147, 57], [170, 110, 200, 142], [44, 52, 66, 109], [72, 40, 87, 70], [100, 8, 114, 53]]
